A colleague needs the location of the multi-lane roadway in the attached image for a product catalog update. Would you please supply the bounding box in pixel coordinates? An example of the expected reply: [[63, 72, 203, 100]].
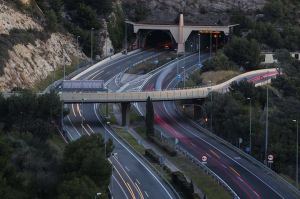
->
[[63, 50, 179, 199], [131, 53, 300, 199]]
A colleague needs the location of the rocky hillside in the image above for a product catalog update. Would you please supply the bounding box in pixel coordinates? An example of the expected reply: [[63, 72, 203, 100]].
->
[[0, 1, 86, 91], [123, 0, 266, 24]]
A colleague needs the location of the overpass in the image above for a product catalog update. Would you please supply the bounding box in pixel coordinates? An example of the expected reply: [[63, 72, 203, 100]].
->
[[127, 14, 238, 53], [61, 69, 278, 104], [60, 69, 278, 125]]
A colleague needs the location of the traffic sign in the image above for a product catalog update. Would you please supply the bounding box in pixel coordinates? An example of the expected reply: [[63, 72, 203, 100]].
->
[[202, 155, 207, 164], [268, 154, 274, 163]]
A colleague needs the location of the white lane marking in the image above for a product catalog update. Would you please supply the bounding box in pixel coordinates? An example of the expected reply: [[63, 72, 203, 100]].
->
[[125, 166, 130, 172], [93, 104, 175, 199], [234, 157, 241, 160], [113, 175, 130, 199], [71, 104, 77, 117], [136, 179, 141, 185], [144, 191, 149, 198], [67, 116, 81, 137], [75, 50, 145, 80], [81, 124, 91, 136], [64, 127, 74, 141]]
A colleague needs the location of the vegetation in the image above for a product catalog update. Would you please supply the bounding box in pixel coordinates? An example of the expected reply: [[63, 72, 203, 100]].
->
[[199, 53, 300, 180], [107, 4, 125, 51], [0, 92, 112, 198]]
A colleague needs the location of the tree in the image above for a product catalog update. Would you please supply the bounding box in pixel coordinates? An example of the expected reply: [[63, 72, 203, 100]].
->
[[146, 97, 154, 137], [57, 176, 101, 199], [62, 135, 112, 190], [202, 52, 238, 72], [224, 37, 261, 70]]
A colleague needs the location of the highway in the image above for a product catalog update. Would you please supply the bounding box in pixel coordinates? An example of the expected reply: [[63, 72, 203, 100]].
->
[[132, 53, 300, 199], [63, 50, 179, 199]]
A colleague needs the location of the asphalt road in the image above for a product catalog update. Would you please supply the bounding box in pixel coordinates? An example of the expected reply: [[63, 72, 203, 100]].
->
[[135, 54, 299, 199], [63, 50, 179, 199]]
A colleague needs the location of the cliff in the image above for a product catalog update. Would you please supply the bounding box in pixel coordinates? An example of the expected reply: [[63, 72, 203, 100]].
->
[[0, 1, 86, 91]]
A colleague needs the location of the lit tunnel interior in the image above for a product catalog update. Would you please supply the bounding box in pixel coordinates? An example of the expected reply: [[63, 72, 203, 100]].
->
[[144, 30, 175, 50]]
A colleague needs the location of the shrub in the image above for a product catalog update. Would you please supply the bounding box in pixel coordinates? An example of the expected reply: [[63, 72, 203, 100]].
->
[[145, 149, 160, 163]]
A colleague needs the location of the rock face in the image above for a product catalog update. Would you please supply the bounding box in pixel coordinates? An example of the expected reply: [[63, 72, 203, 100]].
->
[[123, 0, 266, 24], [0, 2, 43, 34], [0, 3, 86, 91]]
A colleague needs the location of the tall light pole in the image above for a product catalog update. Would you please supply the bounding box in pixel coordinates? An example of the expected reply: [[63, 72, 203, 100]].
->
[[125, 19, 128, 55], [111, 153, 117, 199], [209, 32, 212, 58], [265, 85, 269, 165], [81, 98, 84, 135], [182, 66, 186, 88], [208, 81, 213, 132], [105, 121, 110, 157], [76, 36, 80, 69], [198, 32, 201, 67], [91, 27, 94, 64], [292, 119, 299, 189], [247, 97, 252, 154]]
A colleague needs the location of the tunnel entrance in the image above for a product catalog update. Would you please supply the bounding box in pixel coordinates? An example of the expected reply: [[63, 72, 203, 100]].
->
[[185, 31, 227, 53], [144, 30, 175, 50]]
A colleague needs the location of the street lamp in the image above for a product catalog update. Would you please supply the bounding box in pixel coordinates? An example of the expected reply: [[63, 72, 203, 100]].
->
[[247, 97, 252, 154], [292, 119, 299, 189], [208, 81, 213, 132], [111, 153, 117, 199], [265, 85, 269, 165], [198, 32, 201, 67], [91, 27, 94, 63], [105, 121, 111, 157], [76, 36, 80, 68], [182, 66, 186, 88], [81, 98, 85, 135]]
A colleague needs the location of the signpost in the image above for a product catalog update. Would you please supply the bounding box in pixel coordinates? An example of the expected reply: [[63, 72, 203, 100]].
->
[[268, 154, 274, 169], [202, 155, 208, 164]]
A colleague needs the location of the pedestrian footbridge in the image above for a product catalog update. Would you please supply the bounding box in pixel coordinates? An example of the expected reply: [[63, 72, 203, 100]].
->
[[60, 69, 278, 104]]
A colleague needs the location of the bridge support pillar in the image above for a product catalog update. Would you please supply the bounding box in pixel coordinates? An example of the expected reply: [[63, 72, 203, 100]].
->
[[193, 104, 202, 120], [121, 102, 131, 126]]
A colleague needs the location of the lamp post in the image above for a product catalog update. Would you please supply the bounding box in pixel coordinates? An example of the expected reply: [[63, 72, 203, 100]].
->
[[208, 81, 213, 132], [125, 19, 128, 55], [105, 121, 111, 157], [91, 27, 94, 63], [76, 36, 80, 69], [198, 32, 201, 67], [81, 98, 84, 135], [209, 32, 212, 58], [182, 66, 186, 88], [111, 153, 117, 199], [292, 120, 299, 189], [265, 85, 269, 165], [247, 97, 252, 154]]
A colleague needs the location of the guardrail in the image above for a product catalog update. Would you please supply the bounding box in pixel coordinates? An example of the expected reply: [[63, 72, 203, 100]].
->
[[189, 120, 300, 197], [175, 145, 240, 199]]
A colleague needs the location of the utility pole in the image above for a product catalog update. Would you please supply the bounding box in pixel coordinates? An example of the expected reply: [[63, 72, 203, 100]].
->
[[247, 97, 252, 154], [105, 121, 110, 157], [81, 99, 84, 135], [76, 36, 80, 69], [198, 32, 201, 67], [265, 85, 269, 165], [209, 33, 212, 58], [293, 120, 299, 189], [125, 19, 128, 54], [91, 27, 94, 64]]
